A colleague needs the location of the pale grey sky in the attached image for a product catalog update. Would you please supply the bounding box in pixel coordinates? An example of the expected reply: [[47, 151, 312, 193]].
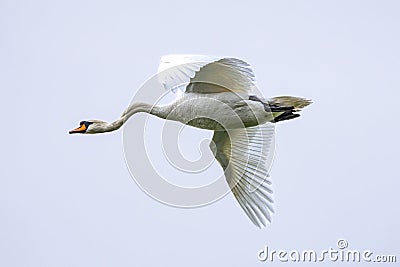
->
[[1, 0, 399, 266]]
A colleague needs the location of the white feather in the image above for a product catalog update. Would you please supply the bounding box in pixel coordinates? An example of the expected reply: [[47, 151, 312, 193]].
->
[[157, 55, 257, 94], [210, 123, 275, 228]]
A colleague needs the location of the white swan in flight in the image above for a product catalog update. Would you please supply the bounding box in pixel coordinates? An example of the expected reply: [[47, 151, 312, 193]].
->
[[69, 55, 311, 228]]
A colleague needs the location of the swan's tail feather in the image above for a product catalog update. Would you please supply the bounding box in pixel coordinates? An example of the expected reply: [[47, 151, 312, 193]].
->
[[268, 96, 312, 123]]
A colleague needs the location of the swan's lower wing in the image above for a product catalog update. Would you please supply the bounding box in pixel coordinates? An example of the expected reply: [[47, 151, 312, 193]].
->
[[210, 124, 275, 228]]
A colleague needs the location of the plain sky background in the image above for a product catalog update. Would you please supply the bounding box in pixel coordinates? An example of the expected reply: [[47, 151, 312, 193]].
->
[[1, 0, 399, 266]]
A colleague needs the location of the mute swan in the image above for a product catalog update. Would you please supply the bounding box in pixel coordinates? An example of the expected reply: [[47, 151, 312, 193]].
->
[[69, 55, 311, 228]]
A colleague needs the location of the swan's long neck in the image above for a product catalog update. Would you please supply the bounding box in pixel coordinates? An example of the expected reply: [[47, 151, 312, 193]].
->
[[96, 102, 171, 133]]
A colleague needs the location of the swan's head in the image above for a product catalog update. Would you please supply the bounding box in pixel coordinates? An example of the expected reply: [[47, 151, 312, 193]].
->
[[69, 120, 108, 134]]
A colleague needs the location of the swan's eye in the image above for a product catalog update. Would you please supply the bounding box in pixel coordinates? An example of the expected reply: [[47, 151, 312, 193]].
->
[[79, 121, 85, 125]]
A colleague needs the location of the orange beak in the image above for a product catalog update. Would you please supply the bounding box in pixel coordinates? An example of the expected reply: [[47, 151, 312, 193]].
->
[[69, 124, 87, 134]]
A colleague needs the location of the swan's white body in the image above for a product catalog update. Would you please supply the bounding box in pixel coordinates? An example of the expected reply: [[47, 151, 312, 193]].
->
[[161, 92, 273, 130], [70, 55, 311, 228]]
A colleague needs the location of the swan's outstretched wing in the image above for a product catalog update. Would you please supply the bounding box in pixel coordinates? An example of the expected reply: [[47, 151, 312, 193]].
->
[[157, 55, 256, 94], [210, 123, 275, 228]]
